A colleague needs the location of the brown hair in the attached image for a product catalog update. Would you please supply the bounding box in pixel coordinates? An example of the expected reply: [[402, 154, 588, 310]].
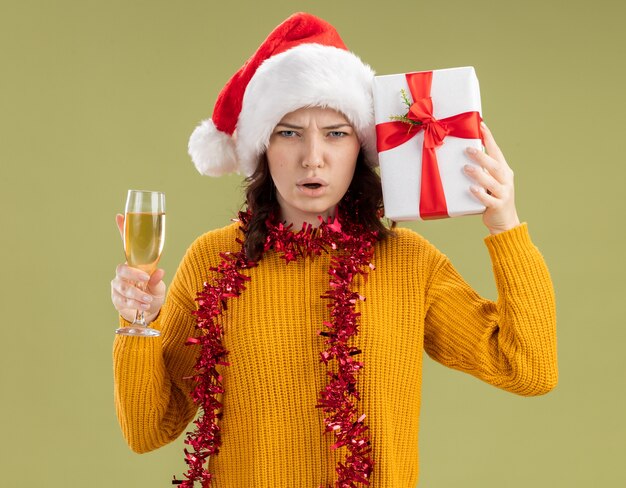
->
[[242, 150, 396, 261]]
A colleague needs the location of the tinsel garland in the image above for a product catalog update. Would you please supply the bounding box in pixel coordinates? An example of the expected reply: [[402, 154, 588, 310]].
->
[[173, 210, 378, 487]]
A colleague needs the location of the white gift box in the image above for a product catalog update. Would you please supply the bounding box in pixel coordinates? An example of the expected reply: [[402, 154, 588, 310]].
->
[[373, 66, 485, 221]]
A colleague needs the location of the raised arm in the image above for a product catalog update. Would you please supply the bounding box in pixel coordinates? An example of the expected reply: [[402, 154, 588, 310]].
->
[[424, 224, 558, 396]]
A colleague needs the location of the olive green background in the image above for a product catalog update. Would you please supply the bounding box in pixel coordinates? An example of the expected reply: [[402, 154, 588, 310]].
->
[[1, 0, 623, 486]]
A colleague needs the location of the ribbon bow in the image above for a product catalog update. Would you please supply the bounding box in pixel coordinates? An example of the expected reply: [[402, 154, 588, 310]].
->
[[407, 96, 449, 148], [376, 71, 482, 219]]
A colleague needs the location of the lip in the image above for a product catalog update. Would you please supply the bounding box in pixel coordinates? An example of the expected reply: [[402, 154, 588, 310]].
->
[[296, 177, 328, 197], [296, 177, 328, 186]]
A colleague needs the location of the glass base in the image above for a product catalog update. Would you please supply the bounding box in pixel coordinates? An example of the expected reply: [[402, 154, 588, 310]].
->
[[115, 325, 161, 337]]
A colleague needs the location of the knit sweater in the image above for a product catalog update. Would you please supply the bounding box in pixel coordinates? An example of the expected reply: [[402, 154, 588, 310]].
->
[[113, 221, 558, 487]]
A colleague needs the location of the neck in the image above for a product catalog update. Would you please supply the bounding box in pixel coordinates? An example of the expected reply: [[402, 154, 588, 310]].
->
[[277, 205, 339, 231]]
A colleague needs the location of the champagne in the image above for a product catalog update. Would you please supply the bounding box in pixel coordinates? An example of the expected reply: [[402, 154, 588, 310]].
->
[[124, 212, 165, 273], [116, 190, 165, 337]]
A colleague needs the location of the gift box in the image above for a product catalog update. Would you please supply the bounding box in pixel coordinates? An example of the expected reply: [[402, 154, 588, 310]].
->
[[373, 66, 485, 221]]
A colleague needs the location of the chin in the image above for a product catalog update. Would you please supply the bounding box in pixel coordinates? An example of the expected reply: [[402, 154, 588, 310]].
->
[[299, 201, 337, 216]]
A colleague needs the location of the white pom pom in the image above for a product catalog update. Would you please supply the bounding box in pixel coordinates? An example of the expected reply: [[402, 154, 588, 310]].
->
[[188, 119, 239, 176]]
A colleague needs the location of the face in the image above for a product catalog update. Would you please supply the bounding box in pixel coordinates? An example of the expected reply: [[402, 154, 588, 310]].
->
[[266, 106, 360, 227]]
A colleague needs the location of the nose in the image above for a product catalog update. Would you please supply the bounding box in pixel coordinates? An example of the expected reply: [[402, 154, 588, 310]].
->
[[301, 134, 324, 168]]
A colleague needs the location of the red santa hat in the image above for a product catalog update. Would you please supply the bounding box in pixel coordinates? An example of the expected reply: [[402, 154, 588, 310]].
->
[[188, 12, 378, 177]]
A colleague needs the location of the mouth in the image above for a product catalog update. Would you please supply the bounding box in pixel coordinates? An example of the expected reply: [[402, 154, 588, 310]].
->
[[297, 177, 328, 189], [296, 178, 328, 196]]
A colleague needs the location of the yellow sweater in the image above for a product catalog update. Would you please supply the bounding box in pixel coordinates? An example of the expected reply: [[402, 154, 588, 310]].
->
[[113, 222, 557, 487]]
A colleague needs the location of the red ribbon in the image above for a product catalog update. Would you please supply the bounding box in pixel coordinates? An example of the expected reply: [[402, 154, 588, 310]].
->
[[376, 71, 482, 219]]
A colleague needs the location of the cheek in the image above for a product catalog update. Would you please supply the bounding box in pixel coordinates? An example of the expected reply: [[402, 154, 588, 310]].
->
[[267, 150, 281, 173], [267, 146, 291, 177], [340, 147, 359, 186], [342, 166, 357, 189], [268, 160, 290, 193]]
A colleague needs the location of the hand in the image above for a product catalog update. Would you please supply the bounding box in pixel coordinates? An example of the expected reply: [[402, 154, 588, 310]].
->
[[463, 123, 521, 235], [110, 214, 166, 324]]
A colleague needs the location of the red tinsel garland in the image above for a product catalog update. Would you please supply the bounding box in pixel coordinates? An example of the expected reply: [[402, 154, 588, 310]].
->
[[173, 210, 378, 487]]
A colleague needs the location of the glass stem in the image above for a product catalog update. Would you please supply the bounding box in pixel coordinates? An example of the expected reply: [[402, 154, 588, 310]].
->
[[132, 281, 148, 327]]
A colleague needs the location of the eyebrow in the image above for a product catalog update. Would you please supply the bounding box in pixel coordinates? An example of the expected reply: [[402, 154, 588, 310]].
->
[[275, 123, 353, 130]]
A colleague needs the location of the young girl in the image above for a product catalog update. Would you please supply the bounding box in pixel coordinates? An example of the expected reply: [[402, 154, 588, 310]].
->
[[110, 12, 558, 488]]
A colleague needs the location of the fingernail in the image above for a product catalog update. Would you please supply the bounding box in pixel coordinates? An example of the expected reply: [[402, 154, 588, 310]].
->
[[464, 164, 475, 173], [140, 273, 150, 281], [466, 146, 477, 154], [470, 185, 481, 193], [141, 303, 150, 310], [143, 295, 153, 302], [481, 121, 487, 128]]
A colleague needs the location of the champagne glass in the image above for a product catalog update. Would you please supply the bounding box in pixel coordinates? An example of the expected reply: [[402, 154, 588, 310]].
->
[[115, 190, 166, 337]]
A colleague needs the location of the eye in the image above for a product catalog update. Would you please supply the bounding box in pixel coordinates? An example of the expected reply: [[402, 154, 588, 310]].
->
[[328, 131, 348, 138], [278, 130, 298, 137]]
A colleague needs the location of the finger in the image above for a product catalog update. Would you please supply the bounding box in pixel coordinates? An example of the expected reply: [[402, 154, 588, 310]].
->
[[116, 214, 124, 241], [470, 185, 500, 207], [463, 164, 504, 198], [111, 277, 154, 306], [465, 147, 512, 186], [480, 122, 506, 163], [116, 263, 150, 283], [147, 268, 166, 295], [148, 268, 165, 286], [112, 287, 152, 311]]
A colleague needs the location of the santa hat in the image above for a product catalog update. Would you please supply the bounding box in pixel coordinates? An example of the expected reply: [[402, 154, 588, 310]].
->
[[188, 12, 378, 177]]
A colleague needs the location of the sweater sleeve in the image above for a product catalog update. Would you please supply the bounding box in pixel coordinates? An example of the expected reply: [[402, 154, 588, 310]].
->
[[112, 241, 205, 453], [423, 223, 558, 396]]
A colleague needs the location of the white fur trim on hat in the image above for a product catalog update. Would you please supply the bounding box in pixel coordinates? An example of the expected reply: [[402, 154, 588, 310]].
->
[[236, 44, 378, 177], [188, 118, 238, 176]]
